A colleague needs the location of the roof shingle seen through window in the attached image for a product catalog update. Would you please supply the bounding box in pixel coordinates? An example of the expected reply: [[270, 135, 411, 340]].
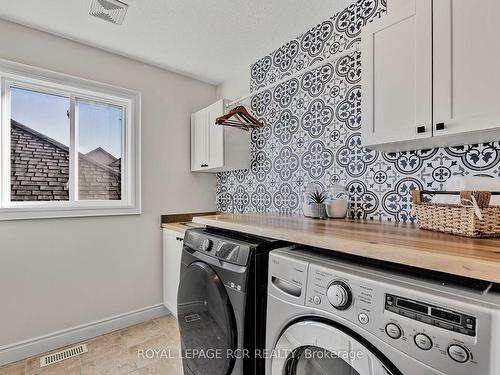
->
[[10, 120, 121, 201]]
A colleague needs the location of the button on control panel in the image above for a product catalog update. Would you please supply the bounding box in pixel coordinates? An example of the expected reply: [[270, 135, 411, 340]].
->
[[358, 313, 369, 325], [414, 333, 433, 350], [385, 323, 402, 339], [448, 344, 470, 363]]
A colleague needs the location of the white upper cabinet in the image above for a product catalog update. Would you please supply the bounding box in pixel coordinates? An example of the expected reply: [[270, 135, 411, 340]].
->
[[362, 0, 432, 149], [433, 0, 500, 139], [191, 109, 208, 170], [206, 101, 224, 168], [362, 0, 500, 152], [191, 99, 250, 172]]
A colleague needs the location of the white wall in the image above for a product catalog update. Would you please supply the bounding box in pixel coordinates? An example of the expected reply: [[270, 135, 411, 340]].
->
[[216, 65, 250, 100], [386, 0, 413, 13], [0, 19, 216, 353]]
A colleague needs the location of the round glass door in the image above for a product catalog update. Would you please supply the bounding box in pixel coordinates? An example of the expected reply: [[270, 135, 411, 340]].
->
[[273, 321, 398, 375], [177, 261, 236, 375]]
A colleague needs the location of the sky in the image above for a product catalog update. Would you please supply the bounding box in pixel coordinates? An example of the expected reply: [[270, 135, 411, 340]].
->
[[11, 87, 123, 158]]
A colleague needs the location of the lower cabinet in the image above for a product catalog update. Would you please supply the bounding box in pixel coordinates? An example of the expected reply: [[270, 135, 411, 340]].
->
[[162, 229, 184, 318]]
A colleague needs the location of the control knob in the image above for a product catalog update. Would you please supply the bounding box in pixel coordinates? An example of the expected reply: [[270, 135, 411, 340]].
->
[[385, 323, 402, 339], [326, 281, 352, 310], [414, 333, 433, 350], [201, 239, 213, 252], [448, 344, 470, 363]]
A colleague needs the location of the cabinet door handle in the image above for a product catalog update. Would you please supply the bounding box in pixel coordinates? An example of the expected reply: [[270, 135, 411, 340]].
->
[[435, 123, 445, 131], [200, 164, 208, 168], [417, 126, 426, 134], [176, 237, 184, 242]]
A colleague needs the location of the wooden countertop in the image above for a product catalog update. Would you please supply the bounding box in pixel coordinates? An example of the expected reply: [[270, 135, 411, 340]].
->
[[161, 222, 204, 234], [160, 211, 213, 234], [193, 214, 500, 283]]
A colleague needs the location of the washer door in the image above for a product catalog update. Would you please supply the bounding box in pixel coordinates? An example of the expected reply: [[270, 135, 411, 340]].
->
[[272, 321, 399, 375], [177, 261, 236, 375]]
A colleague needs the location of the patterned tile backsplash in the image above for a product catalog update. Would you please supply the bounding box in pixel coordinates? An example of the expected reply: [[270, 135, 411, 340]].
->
[[216, 0, 500, 222]]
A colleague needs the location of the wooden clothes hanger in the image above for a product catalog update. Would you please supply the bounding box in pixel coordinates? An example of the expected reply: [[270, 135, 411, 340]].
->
[[215, 106, 264, 131]]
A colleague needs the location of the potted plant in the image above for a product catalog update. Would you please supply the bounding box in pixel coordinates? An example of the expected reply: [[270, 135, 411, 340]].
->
[[307, 191, 328, 219]]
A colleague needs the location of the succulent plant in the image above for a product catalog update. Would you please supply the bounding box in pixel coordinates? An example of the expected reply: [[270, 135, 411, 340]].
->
[[307, 191, 328, 204]]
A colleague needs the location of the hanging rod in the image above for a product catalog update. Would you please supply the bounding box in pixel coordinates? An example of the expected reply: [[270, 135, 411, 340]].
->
[[225, 44, 360, 109]]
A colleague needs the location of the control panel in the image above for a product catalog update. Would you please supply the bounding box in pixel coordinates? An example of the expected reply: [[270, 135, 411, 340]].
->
[[385, 294, 476, 336], [184, 229, 251, 266], [289, 257, 495, 375]]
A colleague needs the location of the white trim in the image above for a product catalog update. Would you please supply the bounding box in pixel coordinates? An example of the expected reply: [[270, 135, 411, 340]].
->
[[0, 58, 141, 220], [163, 301, 177, 317], [69, 95, 77, 202], [0, 304, 168, 366]]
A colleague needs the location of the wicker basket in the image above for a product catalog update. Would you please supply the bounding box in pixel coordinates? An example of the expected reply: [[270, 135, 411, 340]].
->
[[411, 190, 500, 238]]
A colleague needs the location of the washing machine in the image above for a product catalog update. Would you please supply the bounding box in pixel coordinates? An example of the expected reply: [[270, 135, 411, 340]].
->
[[265, 246, 500, 375], [177, 227, 287, 375]]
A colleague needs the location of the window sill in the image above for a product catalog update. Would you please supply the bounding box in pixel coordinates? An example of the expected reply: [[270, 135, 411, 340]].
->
[[0, 205, 141, 221]]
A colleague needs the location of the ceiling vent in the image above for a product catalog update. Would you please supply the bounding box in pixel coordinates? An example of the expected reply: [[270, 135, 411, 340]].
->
[[90, 0, 129, 25]]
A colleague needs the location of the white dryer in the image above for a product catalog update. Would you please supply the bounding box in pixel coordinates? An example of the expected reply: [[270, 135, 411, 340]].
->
[[265, 247, 500, 375]]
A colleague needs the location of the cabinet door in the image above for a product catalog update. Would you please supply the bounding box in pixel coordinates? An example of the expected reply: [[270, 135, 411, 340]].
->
[[434, 0, 500, 137], [162, 229, 184, 318], [361, 0, 432, 148], [206, 101, 224, 169], [191, 109, 208, 171]]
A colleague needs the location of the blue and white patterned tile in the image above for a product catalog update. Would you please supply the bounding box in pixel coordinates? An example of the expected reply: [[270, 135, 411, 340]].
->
[[249, 0, 387, 90], [417, 151, 467, 190], [251, 184, 273, 214], [264, 170, 282, 195], [273, 183, 300, 215], [301, 98, 334, 139], [218, 0, 500, 221], [324, 121, 351, 150], [365, 159, 399, 195], [301, 140, 335, 179], [289, 169, 309, 192], [325, 164, 349, 188], [346, 179, 379, 219], [336, 133, 378, 178], [273, 110, 300, 145], [382, 178, 423, 222], [445, 142, 500, 175], [264, 101, 281, 126], [290, 128, 311, 156]]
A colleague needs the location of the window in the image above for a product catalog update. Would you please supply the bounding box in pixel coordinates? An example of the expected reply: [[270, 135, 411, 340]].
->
[[0, 60, 141, 220]]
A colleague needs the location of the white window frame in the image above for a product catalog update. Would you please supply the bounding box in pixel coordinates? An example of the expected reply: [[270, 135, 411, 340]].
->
[[0, 58, 141, 220]]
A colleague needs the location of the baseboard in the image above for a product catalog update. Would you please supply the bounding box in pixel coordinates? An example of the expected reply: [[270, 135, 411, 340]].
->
[[162, 302, 178, 319], [0, 304, 169, 366]]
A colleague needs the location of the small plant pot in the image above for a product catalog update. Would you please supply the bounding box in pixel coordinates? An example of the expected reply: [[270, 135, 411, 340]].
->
[[309, 203, 327, 219], [302, 202, 313, 217], [326, 199, 348, 219]]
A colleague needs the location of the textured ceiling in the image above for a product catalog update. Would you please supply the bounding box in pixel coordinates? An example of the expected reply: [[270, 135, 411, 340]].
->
[[0, 0, 353, 84]]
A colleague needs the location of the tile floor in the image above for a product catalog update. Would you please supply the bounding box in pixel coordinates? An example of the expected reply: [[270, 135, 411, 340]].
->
[[0, 315, 183, 375]]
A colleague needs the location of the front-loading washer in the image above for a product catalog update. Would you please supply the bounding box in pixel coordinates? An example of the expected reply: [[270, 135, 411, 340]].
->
[[265, 246, 500, 375], [177, 227, 287, 375]]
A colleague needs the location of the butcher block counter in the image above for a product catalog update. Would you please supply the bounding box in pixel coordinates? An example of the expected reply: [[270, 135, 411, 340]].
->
[[192, 214, 500, 284]]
